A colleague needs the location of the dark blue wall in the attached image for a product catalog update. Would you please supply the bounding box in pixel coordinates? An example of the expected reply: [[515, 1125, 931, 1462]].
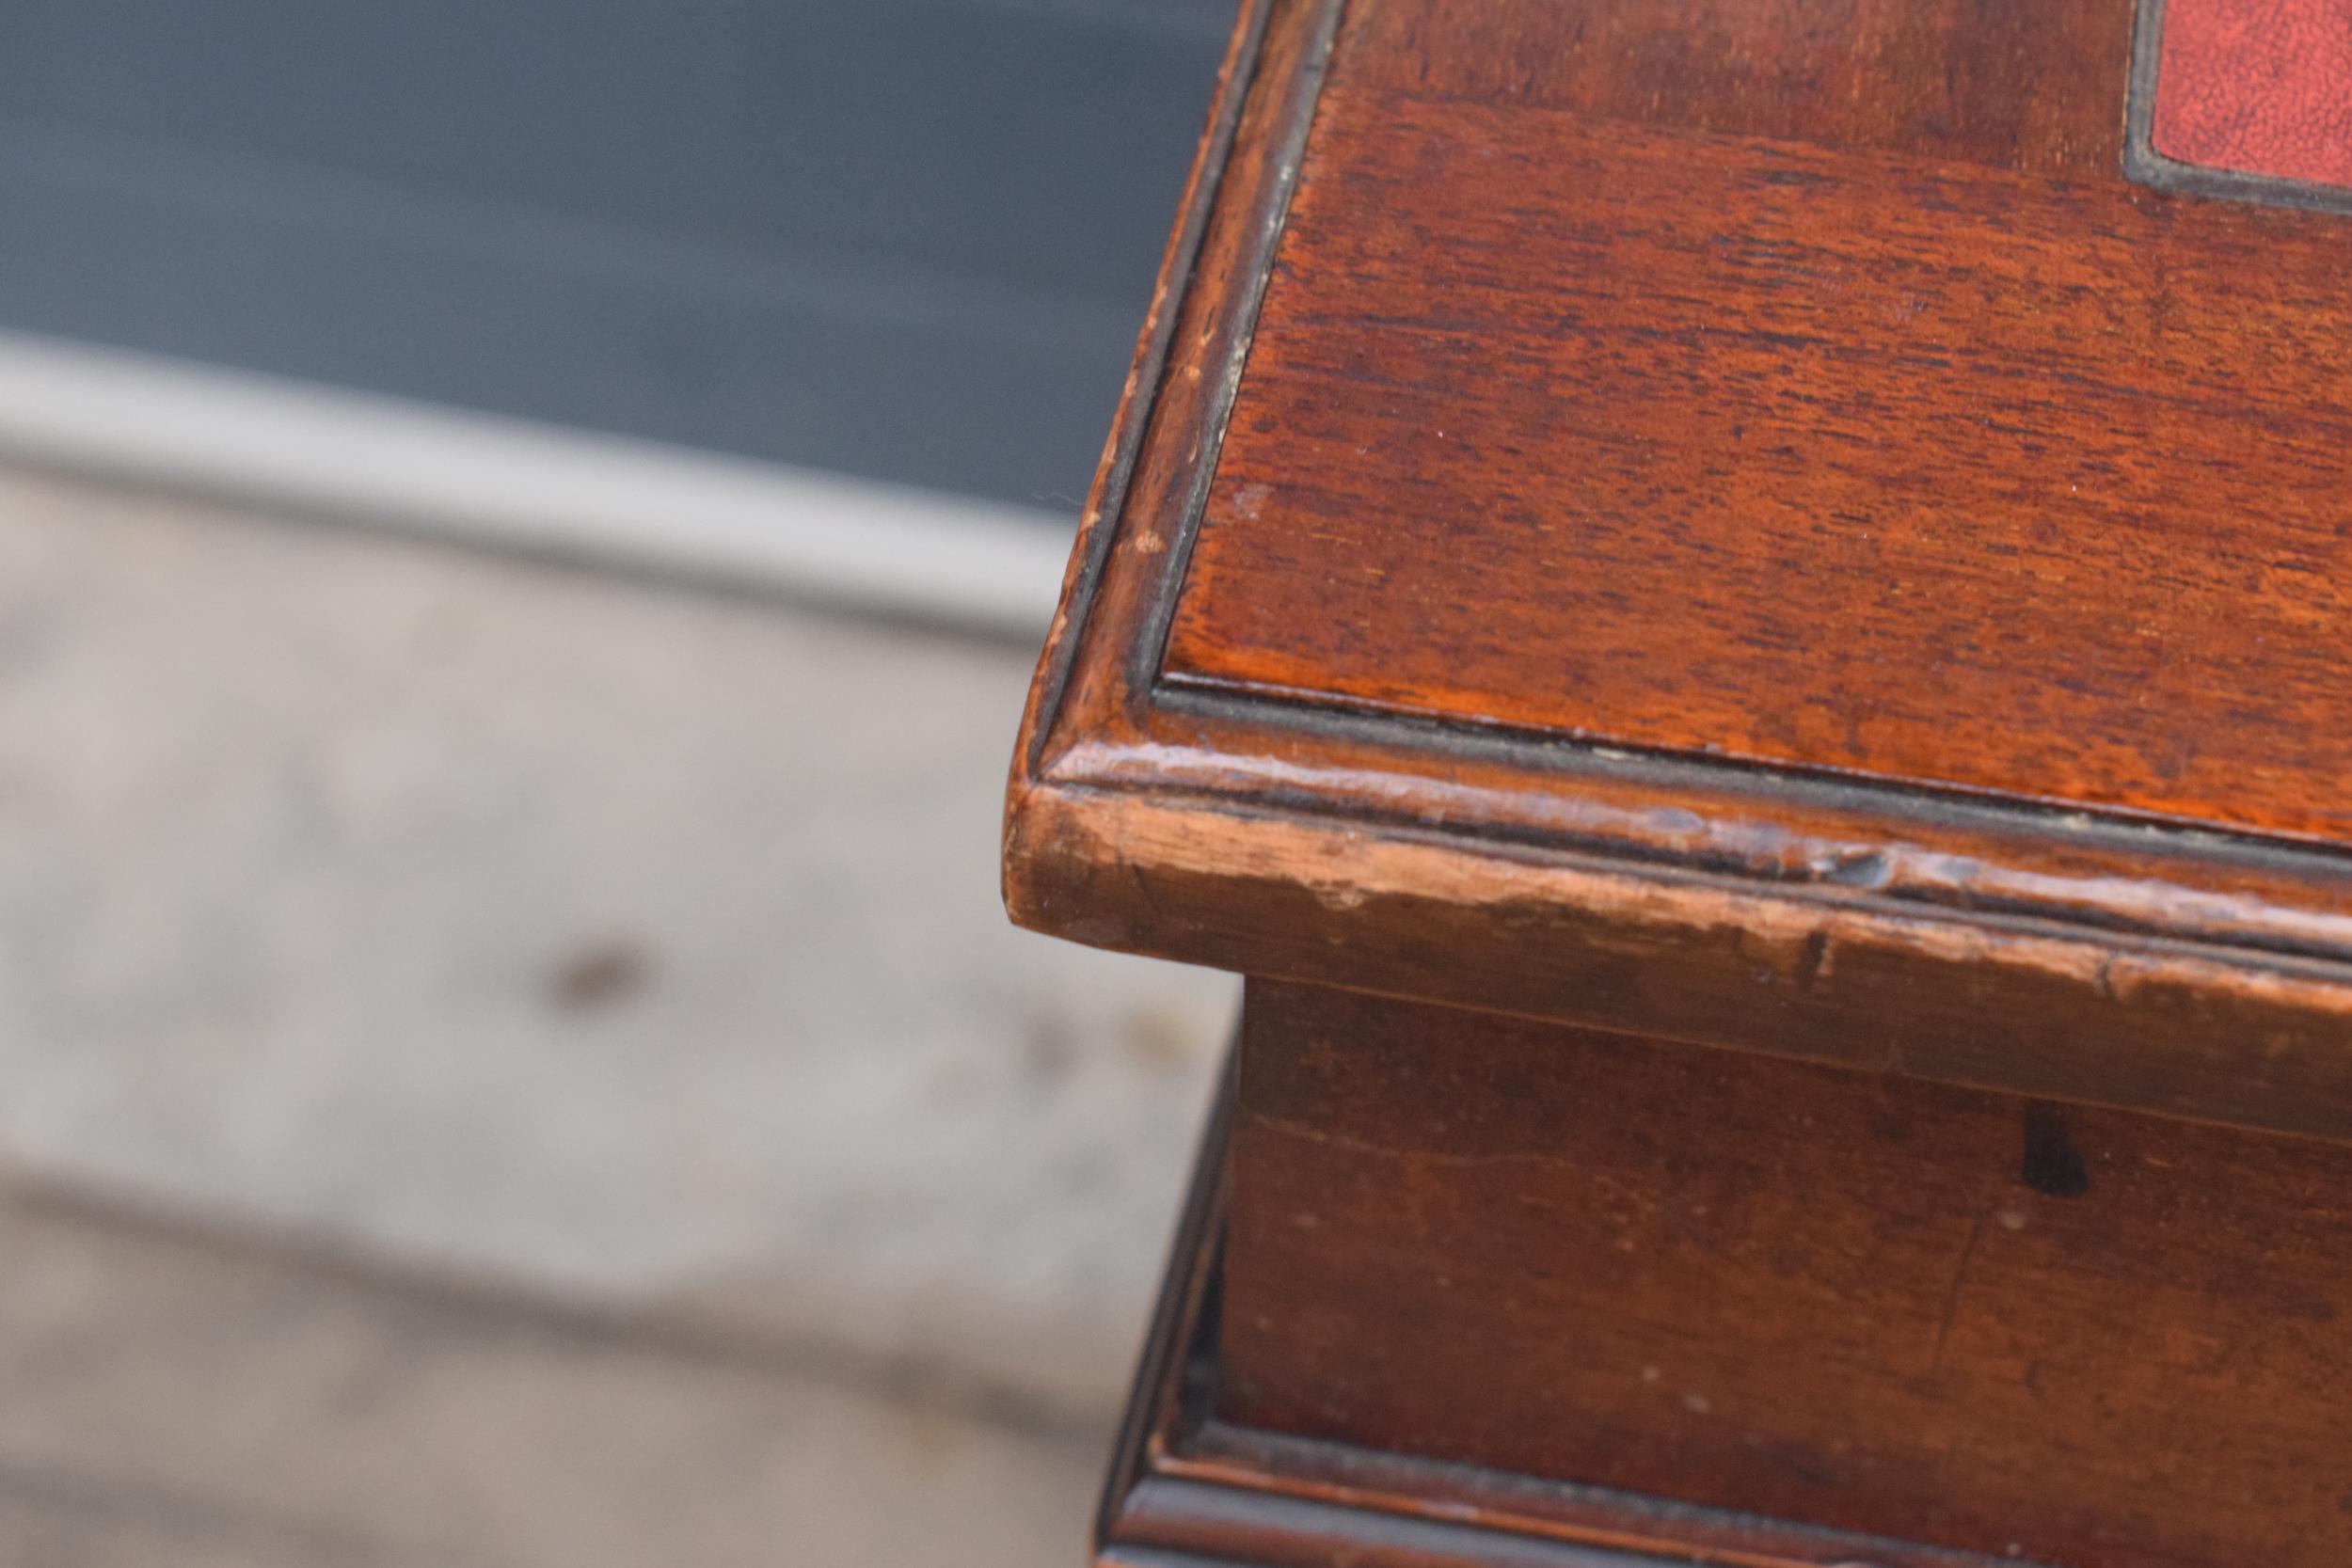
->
[[0, 1, 1232, 509]]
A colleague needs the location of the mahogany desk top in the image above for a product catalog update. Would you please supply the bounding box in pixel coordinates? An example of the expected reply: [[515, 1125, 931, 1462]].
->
[[1005, 0, 2352, 1145]]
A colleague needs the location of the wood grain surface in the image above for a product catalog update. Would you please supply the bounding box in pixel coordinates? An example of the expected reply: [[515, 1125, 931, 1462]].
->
[[1337, 0, 2129, 176], [1220, 980, 2352, 1568], [1028, 8, 2352, 1560], [1169, 88, 2352, 844], [1098, 1017, 2006, 1568], [1004, 0, 2352, 1136]]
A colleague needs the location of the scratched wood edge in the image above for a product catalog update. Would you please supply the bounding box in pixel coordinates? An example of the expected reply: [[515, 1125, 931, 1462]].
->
[[1009, 0, 1275, 788], [1131, 681, 2352, 963], [1005, 0, 1345, 779], [1000, 0, 2352, 1134], [1097, 1054, 2042, 1568], [1010, 785, 2352, 1145], [2121, 0, 2352, 216]]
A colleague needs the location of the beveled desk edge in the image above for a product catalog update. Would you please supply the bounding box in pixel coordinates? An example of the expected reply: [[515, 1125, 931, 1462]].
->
[[1004, 0, 2352, 1145]]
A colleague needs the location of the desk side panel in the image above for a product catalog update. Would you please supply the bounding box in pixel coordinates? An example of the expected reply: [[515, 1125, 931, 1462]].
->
[[1222, 979, 2352, 1568]]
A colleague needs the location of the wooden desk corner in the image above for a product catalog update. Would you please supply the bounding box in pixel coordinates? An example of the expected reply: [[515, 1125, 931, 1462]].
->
[[1004, 2, 2352, 1563]]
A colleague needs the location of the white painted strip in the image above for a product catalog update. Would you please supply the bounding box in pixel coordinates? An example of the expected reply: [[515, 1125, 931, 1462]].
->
[[0, 330, 1074, 640]]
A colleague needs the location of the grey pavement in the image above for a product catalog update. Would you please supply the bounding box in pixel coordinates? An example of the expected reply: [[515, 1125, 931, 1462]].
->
[[0, 1172, 1106, 1567], [0, 463, 1235, 1563]]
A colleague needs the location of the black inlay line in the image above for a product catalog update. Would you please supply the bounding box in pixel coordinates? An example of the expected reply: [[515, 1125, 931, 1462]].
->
[[1147, 677, 2352, 889]]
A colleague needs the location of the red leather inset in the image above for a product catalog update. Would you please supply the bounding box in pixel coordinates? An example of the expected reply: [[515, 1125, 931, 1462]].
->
[[2152, 0, 2352, 189]]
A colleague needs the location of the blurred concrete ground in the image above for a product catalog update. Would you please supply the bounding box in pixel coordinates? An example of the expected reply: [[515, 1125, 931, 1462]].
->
[[0, 461, 1233, 1563]]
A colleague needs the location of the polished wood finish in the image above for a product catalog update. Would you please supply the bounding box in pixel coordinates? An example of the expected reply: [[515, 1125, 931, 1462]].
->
[[1173, 101, 2352, 841], [1016, 1, 2352, 1563], [1223, 980, 2352, 1568], [1100, 1028, 2017, 1568], [1105, 1006, 2042, 1568], [1338, 0, 2129, 176], [1004, 0, 2352, 1144]]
